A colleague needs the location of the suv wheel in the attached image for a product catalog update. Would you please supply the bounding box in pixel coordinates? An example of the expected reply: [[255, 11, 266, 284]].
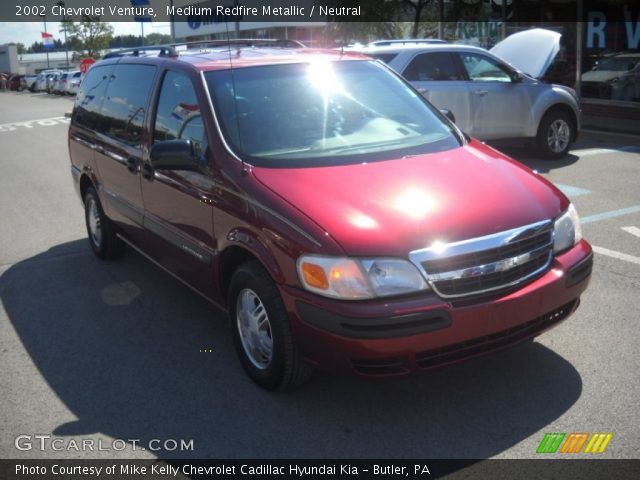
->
[[537, 110, 573, 159], [229, 261, 312, 390], [84, 186, 125, 260]]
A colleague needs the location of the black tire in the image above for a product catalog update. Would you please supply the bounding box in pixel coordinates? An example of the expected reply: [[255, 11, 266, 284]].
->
[[83, 186, 125, 260], [536, 110, 574, 159], [228, 261, 312, 391]]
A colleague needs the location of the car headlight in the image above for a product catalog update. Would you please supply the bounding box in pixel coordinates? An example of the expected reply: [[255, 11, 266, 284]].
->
[[297, 255, 429, 300], [553, 204, 582, 254]]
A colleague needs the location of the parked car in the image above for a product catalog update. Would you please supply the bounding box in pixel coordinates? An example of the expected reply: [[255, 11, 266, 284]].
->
[[352, 29, 581, 158], [54, 71, 75, 94], [35, 71, 59, 92], [34, 73, 49, 92], [69, 42, 592, 390], [8, 74, 23, 91], [50, 72, 66, 94], [20, 74, 38, 92], [581, 52, 640, 102], [65, 71, 82, 95], [47, 72, 62, 93]]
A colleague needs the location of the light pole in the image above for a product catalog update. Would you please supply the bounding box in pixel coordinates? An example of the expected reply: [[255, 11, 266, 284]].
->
[[40, 14, 50, 69], [57, 2, 70, 68]]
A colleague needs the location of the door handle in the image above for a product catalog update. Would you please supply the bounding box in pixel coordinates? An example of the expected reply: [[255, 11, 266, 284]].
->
[[126, 157, 139, 173], [141, 163, 154, 180], [473, 89, 489, 96], [417, 88, 429, 95]]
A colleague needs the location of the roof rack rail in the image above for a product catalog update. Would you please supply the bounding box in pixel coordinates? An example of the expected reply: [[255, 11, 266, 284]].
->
[[367, 39, 447, 46], [103, 45, 178, 59], [103, 38, 305, 59]]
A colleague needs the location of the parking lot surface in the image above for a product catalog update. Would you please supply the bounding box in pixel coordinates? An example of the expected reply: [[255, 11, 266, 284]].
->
[[1, 91, 639, 460]]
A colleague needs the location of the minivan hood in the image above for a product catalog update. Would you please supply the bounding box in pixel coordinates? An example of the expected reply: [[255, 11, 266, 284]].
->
[[252, 141, 568, 257], [490, 28, 561, 79]]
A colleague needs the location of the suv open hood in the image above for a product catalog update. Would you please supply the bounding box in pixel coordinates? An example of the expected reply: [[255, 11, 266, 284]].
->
[[491, 28, 561, 79]]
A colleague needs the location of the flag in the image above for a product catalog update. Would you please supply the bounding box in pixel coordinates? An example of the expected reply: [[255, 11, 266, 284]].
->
[[41, 32, 54, 49]]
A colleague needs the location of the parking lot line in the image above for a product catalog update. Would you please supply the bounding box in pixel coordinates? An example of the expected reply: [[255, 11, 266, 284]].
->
[[572, 146, 640, 156], [581, 205, 640, 225], [622, 226, 640, 239], [592, 246, 640, 266], [555, 184, 592, 197]]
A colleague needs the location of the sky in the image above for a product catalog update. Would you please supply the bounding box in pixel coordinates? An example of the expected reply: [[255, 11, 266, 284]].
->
[[0, 22, 171, 47]]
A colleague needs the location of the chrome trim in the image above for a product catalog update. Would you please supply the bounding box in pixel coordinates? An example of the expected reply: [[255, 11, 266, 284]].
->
[[409, 220, 554, 299], [104, 150, 126, 163], [428, 245, 551, 282], [70, 135, 96, 150]]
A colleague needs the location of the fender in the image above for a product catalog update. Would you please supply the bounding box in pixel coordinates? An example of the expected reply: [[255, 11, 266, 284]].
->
[[529, 84, 580, 138], [223, 227, 285, 284]]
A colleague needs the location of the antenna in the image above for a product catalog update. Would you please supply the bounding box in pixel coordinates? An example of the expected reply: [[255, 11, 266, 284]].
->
[[224, 21, 247, 176]]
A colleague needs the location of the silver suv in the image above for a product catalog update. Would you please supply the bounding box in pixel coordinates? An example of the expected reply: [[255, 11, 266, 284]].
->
[[352, 29, 580, 158]]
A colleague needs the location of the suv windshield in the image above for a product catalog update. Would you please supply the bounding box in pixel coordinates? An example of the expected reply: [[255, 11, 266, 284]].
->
[[204, 60, 461, 167]]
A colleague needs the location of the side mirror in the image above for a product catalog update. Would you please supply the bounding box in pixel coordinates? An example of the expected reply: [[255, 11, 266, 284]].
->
[[510, 71, 524, 83], [150, 140, 199, 171], [440, 109, 456, 124]]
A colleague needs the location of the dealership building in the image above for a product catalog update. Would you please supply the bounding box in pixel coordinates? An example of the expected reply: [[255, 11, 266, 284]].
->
[[165, 0, 638, 133]]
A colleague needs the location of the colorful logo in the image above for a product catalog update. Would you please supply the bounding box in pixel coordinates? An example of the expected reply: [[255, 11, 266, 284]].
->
[[536, 432, 613, 454]]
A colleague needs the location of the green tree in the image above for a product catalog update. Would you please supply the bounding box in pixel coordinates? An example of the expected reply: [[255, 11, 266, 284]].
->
[[319, 0, 439, 42], [145, 33, 172, 45], [62, 17, 114, 59], [8, 42, 26, 54]]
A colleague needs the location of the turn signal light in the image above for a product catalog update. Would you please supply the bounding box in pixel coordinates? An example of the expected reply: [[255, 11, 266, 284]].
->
[[301, 262, 329, 290]]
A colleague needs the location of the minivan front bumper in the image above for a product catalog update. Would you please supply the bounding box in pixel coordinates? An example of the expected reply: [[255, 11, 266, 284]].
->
[[280, 240, 592, 377]]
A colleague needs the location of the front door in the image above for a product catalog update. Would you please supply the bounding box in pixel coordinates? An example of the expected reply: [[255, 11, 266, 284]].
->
[[457, 52, 532, 140], [401, 52, 474, 134], [140, 69, 217, 298]]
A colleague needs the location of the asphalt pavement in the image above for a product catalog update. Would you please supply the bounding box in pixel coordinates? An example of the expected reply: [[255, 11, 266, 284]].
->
[[1, 90, 639, 461]]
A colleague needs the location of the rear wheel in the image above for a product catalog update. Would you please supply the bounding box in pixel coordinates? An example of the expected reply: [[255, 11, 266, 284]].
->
[[228, 261, 312, 390], [83, 186, 125, 260], [537, 110, 573, 159]]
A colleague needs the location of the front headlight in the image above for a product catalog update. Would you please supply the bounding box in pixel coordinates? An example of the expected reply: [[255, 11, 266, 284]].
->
[[297, 255, 429, 300], [553, 204, 582, 254]]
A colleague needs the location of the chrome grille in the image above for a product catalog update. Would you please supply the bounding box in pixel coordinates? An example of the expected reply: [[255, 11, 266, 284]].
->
[[409, 220, 554, 299]]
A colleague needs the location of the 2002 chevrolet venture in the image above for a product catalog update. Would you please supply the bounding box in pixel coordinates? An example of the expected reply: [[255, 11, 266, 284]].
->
[[68, 40, 592, 390]]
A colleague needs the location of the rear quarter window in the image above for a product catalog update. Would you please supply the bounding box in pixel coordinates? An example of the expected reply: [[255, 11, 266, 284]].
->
[[98, 64, 157, 146], [73, 64, 114, 131]]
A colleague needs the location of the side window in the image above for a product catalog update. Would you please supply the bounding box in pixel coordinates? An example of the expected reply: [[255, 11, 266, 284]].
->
[[459, 53, 511, 82], [154, 71, 208, 163], [403, 52, 465, 81], [99, 64, 156, 146], [73, 65, 114, 130]]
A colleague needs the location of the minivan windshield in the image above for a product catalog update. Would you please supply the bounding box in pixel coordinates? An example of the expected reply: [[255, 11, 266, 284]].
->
[[204, 60, 461, 167]]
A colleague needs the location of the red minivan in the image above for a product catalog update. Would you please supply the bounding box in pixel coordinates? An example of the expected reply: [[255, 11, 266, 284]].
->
[[68, 41, 592, 390]]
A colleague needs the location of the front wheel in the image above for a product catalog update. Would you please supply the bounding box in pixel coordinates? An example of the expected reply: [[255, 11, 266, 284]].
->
[[228, 261, 312, 390], [537, 111, 573, 159]]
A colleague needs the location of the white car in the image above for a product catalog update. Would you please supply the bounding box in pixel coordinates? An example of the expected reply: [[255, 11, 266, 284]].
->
[[352, 29, 581, 158], [65, 71, 82, 95], [581, 53, 640, 101]]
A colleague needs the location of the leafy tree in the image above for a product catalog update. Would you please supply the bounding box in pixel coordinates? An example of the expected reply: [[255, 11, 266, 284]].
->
[[28, 41, 44, 53], [8, 42, 26, 54], [109, 34, 142, 48], [145, 33, 172, 45], [62, 17, 114, 59], [319, 0, 439, 42]]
